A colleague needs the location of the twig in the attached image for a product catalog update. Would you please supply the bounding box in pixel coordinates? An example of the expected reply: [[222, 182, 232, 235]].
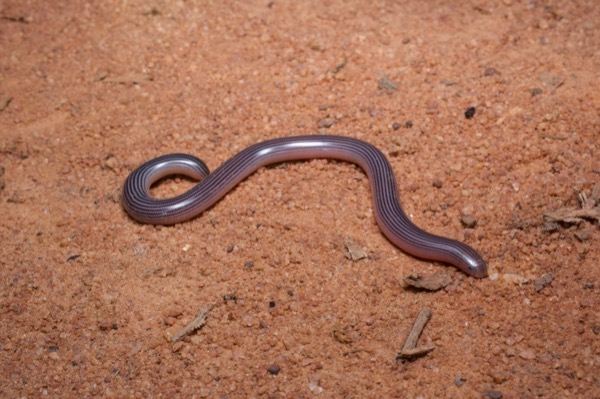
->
[[170, 305, 213, 343], [397, 307, 435, 360]]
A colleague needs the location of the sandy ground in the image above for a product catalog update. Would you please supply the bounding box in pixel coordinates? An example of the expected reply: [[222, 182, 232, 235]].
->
[[1, 0, 599, 397]]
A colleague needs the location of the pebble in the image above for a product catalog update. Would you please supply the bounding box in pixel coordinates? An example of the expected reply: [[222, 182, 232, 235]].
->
[[519, 349, 536, 360], [489, 370, 509, 384], [534, 272, 553, 292], [464, 106, 476, 119], [317, 118, 335, 128], [167, 307, 184, 318], [432, 179, 443, 189], [460, 215, 478, 228], [378, 77, 397, 94], [537, 19, 549, 30], [454, 375, 466, 387], [267, 364, 281, 375], [103, 156, 118, 171], [530, 87, 542, 97], [483, 67, 500, 76], [574, 229, 590, 241], [483, 389, 503, 399]]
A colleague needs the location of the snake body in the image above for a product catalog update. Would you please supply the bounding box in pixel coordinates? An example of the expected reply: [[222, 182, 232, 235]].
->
[[123, 135, 487, 278]]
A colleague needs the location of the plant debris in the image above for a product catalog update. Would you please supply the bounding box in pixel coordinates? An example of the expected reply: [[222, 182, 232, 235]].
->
[[402, 273, 451, 291], [98, 72, 154, 84], [543, 184, 600, 226], [343, 238, 368, 261], [168, 305, 213, 343], [397, 308, 435, 360]]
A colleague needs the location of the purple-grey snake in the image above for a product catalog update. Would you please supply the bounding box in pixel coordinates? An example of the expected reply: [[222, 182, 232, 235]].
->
[[123, 135, 487, 278]]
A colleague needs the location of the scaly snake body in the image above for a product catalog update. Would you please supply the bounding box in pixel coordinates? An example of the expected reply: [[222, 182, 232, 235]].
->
[[123, 135, 487, 278]]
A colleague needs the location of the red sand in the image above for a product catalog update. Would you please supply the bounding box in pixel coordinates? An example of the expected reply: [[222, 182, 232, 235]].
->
[[1, 1, 598, 397]]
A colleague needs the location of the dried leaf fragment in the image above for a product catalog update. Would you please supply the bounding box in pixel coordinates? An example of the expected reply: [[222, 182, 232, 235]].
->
[[402, 273, 451, 291], [543, 184, 600, 225], [343, 238, 368, 261]]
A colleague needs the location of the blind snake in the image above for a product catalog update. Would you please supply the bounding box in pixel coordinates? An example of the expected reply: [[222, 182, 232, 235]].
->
[[123, 135, 487, 278]]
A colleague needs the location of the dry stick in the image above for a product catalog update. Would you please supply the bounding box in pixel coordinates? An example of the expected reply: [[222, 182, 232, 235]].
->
[[171, 305, 213, 343], [397, 307, 435, 360]]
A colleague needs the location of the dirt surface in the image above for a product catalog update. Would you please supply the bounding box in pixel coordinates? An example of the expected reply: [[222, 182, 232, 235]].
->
[[1, 1, 599, 397]]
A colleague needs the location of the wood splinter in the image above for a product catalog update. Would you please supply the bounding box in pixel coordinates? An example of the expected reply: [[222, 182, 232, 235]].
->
[[397, 307, 435, 360]]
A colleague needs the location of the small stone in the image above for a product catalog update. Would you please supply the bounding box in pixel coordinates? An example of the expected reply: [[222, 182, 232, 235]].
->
[[519, 349, 536, 360], [490, 370, 509, 384], [332, 323, 355, 344], [103, 156, 118, 171], [244, 260, 255, 268], [432, 179, 443, 189], [99, 320, 116, 331], [501, 273, 528, 285], [267, 364, 281, 375], [483, 389, 503, 399], [483, 67, 500, 76], [574, 229, 590, 242], [405, 120, 413, 128], [461, 215, 477, 228], [464, 106, 476, 119], [534, 272, 553, 292], [317, 118, 335, 128], [540, 71, 564, 88], [454, 375, 467, 387], [378, 77, 397, 94], [242, 314, 258, 327], [531, 87, 543, 96], [392, 122, 401, 130]]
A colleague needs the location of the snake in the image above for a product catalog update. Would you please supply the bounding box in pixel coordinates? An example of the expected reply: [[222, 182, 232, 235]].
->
[[122, 135, 487, 278]]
